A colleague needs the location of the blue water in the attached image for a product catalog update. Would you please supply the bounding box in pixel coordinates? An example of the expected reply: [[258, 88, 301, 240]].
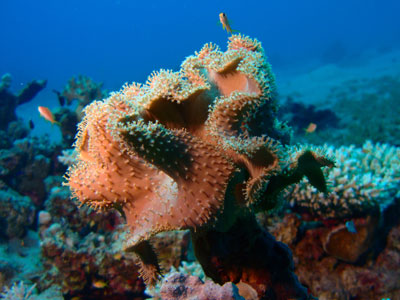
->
[[1, 0, 400, 140]]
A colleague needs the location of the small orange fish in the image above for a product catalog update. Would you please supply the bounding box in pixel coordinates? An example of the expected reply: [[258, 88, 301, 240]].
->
[[305, 122, 317, 134], [113, 253, 122, 260], [92, 280, 107, 289], [219, 13, 237, 34], [38, 106, 60, 125]]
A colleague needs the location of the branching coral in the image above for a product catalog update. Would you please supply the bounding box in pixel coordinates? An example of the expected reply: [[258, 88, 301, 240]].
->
[[57, 149, 78, 167], [286, 141, 400, 218], [60, 75, 106, 107], [57, 75, 108, 121], [66, 34, 332, 299], [0, 282, 36, 300]]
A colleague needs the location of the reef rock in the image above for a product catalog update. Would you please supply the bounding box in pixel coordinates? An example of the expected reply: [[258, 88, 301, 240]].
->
[[160, 273, 244, 300]]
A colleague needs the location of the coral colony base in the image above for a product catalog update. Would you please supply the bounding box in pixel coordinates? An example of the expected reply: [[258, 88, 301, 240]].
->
[[66, 34, 334, 299]]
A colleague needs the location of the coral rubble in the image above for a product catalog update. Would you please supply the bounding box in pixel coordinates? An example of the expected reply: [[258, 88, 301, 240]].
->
[[66, 34, 333, 299]]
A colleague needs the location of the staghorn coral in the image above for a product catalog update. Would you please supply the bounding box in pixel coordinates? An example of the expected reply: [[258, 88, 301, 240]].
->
[[66, 34, 332, 299], [286, 141, 400, 219]]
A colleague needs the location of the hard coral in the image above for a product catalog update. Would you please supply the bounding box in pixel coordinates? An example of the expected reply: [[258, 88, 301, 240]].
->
[[0, 188, 35, 239], [66, 34, 332, 299], [59, 75, 107, 120], [60, 75, 106, 107], [0, 73, 47, 130], [286, 141, 400, 218], [0, 281, 37, 300], [40, 185, 146, 298]]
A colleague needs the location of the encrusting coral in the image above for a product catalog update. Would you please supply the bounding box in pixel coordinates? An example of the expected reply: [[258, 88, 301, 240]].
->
[[66, 34, 333, 299]]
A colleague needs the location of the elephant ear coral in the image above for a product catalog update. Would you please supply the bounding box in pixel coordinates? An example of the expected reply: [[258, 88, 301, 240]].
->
[[66, 34, 332, 297]]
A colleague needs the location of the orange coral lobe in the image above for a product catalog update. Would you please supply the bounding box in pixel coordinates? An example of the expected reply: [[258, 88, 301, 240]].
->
[[66, 35, 288, 249]]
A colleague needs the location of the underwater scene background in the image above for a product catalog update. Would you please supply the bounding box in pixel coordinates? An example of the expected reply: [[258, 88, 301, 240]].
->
[[0, 0, 400, 299]]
